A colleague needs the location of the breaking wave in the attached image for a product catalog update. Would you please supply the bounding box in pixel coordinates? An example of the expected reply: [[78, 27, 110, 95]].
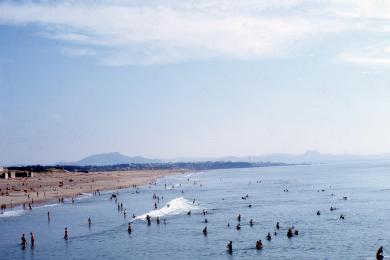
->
[[134, 197, 198, 221]]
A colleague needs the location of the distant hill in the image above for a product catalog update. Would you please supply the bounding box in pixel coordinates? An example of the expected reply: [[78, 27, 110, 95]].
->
[[58, 152, 161, 166]]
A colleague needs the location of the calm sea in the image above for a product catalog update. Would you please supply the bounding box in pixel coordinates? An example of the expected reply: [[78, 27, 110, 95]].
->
[[1, 162, 390, 259]]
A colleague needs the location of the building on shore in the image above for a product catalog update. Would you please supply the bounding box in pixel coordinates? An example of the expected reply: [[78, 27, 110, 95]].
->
[[0, 167, 34, 179]]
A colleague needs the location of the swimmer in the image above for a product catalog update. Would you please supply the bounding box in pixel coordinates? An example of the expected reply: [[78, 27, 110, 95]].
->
[[340, 214, 344, 219], [64, 227, 68, 240], [287, 228, 293, 238], [204, 218, 208, 223], [128, 223, 132, 234], [236, 224, 241, 230], [248, 204, 252, 208], [376, 246, 384, 260], [266, 232, 272, 241], [20, 234, 27, 249], [30, 232, 35, 247], [203, 226, 208, 235], [250, 219, 254, 226], [317, 211, 320, 215], [256, 240, 263, 250], [226, 241, 233, 253], [187, 210, 191, 215]]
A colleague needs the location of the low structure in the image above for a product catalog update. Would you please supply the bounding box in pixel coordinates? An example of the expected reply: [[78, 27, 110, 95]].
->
[[0, 167, 34, 179]]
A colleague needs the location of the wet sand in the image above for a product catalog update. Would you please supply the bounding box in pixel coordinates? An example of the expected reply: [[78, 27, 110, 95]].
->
[[0, 169, 185, 207]]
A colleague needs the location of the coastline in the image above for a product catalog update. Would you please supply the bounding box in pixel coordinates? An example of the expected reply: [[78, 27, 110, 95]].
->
[[0, 169, 185, 209]]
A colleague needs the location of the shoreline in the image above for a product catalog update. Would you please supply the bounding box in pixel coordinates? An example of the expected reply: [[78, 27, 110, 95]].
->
[[0, 169, 185, 209]]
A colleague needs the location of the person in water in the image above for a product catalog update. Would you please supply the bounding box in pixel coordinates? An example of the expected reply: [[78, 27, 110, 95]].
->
[[30, 232, 35, 247], [20, 234, 27, 248], [256, 240, 263, 250], [287, 228, 293, 238], [376, 246, 384, 260], [88, 217, 92, 225], [146, 215, 151, 225], [156, 216, 160, 224], [64, 228, 68, 240], [317, 211, 321, 215], [203, 226, 208, 235], [266, 233, 272, 240], [128, 223, 132, 233], [340, 214, 345, 219], [276, 222, 280, 230], [236, 223, 241, 230], [226, 241, 233, 253], [250, 219, 254, 226], [237, 214, 241, 222]]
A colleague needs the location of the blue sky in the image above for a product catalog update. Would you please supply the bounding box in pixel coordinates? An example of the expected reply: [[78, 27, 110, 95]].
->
[[1, 0, 390, 165]]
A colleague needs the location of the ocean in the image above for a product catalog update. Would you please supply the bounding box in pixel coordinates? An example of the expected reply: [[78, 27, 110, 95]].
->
[[1, 162, 390, 259]]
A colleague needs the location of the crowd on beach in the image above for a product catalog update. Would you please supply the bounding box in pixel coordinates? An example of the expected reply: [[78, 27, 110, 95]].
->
[[9, 175, 385, 260]]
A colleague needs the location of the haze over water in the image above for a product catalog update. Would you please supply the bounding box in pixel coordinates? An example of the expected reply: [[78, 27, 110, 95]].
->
[[1, 161, 390, 259]]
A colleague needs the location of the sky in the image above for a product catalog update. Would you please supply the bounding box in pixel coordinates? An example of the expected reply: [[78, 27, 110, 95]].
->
[[1, 0, 390, 165]]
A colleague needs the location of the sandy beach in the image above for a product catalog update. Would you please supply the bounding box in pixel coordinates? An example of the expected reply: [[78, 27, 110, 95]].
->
[[0, 169, 184, 208]]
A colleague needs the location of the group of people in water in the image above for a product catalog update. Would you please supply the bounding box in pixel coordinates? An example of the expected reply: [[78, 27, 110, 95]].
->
[[13, 176, 386, 259], [19, 232, 35, 250]]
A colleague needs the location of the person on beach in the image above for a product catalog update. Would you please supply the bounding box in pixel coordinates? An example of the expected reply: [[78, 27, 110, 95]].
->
[[64, 228, 68, 240], [226, 241, 233, 253], [30, 232, 35, 247], [256, 240, 263, 250], [376, 246, 384, 260], [20, 234, 27, 248], [266, 233, 272, 240], [203, 226, 208, 235]]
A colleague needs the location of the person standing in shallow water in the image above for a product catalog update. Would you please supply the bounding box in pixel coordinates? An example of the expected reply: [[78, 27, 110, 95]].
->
[[64, 228, 68, 240], [20, 234, 27, 249], [30, 232, 35, 248], [376, 246, 384, 260], [226, 241, 233, 253]]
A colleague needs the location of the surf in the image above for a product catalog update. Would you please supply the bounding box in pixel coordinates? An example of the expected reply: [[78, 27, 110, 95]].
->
[[134, 197, 198, 221]]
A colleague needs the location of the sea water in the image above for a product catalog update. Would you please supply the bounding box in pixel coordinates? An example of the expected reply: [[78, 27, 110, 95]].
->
[[1, 162, 390, 259]]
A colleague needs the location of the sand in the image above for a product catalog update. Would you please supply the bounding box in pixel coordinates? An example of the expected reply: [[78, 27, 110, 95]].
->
[[0, 169, 184, 208]]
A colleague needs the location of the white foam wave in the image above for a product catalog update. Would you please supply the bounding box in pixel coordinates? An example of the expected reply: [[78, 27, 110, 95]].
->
[[35, 203, 59, 209], [0, 209, 26, 218], [135, 197, 197, 220]]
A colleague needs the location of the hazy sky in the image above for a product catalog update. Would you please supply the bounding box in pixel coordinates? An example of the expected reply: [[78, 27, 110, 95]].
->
[[1, 0, 390, 165]]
